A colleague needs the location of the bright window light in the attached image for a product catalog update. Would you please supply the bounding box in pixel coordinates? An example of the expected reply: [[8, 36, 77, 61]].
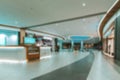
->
[[0, 34, 6, 45], [11, 35, 17, 41], [40, 55, 52, 60], [0, 34, 6, 38]]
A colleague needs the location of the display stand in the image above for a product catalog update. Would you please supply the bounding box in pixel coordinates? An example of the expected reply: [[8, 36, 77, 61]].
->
[[25, 45, 40, 61]]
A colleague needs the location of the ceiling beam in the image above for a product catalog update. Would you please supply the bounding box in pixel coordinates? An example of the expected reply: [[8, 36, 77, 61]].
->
[[0, 24, 20, 29], [25, 12, 106, 29], [0, 24, 65, 39], [27, 29, 65, 40]]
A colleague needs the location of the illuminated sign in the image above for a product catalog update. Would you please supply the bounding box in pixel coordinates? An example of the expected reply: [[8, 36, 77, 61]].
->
[[0, 34, 6, 45], [24, 37, 36, 44]]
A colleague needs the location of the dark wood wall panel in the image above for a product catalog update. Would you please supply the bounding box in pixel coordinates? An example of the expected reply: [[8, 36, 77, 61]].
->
[[115, 15, 120, 61]]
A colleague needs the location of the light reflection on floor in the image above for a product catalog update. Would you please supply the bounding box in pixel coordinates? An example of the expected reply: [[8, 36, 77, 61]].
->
[[0, 59, 26, 64], [40, 55, 52, 60]]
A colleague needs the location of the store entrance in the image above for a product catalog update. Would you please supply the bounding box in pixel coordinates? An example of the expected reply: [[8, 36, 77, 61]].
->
[[74, 43, 80, 51]]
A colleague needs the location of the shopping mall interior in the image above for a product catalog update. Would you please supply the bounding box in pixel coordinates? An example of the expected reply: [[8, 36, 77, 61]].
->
[[0, 0, 120, 80]]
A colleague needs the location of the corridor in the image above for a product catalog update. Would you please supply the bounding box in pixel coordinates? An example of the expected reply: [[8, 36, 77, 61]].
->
[[0, 50, 120, 80]]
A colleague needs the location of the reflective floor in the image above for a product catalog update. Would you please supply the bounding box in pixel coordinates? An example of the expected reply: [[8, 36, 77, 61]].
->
[[0, 50, 120, 80], [87, 50, 120, 80], [32, 51, 94, 80]]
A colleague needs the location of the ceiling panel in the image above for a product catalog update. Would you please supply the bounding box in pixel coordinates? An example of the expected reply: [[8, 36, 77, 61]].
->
[[0, 0, 116, 42], [0, 0, 116, 27], [30, 15, 103, 38]]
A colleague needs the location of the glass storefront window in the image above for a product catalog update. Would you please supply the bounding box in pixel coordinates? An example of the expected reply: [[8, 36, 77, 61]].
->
[[0, 29, 19, 46]]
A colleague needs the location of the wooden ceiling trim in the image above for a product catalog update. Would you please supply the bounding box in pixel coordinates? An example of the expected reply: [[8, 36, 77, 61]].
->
[[99, 0, 120, 38]]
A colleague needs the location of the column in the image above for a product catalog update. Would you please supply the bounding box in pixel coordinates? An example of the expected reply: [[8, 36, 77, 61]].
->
[[71, 41, 74, 51], [80, 41, 84, 51], [115, 15, 120, 61], [20, 28, 26, 45], [59, 40, 62, 51], [51, 38, 55, 52]]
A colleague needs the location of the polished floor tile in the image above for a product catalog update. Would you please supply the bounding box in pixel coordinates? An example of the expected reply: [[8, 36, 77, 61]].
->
[[32, 52, 94, 80], [0, 50, 120, 80], [0, 51, 89, 80], [87, 50, 120, 80]]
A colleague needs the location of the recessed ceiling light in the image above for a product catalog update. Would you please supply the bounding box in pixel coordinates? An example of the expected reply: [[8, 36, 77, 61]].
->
[[82, 3, 86, 7], [55, 24, 58, 26], [15, 21, 18, 24], [82, 19, 86, 21]]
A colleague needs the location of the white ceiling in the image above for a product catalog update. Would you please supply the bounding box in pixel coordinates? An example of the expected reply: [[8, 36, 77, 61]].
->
[[30, 15, 103, 38], [0, 0, 116, 40]]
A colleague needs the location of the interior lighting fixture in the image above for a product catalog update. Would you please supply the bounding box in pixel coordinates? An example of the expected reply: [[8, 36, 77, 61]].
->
[[55, 24, 58, 26], [82, 3, 86, 7], [0, 59, 26, 64]]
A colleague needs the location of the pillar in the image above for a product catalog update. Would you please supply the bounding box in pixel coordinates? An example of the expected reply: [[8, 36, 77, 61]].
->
[[59, 40, 62, 51], [115, 15, 120, 61], [20, 28, 26, 45], [71, 41, 74, 51], [80, 41, 84, 51], [51, 38, 55, 52]]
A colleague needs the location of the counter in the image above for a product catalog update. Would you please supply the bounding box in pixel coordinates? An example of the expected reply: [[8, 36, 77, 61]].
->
[[0, 46, 26, 61], [0, 46, 52, 62], [40, 47, 52, 57]]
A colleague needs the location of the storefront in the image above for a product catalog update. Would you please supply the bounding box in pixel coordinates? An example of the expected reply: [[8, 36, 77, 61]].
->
[[73, 43, 81, 50], [0, 29, 19, 46], [102, 23, 114, 57], [23, 32, 53, 60], [0, 29, 26, 62], [62, 42, 71, 49], [0, 28, 54, 62]]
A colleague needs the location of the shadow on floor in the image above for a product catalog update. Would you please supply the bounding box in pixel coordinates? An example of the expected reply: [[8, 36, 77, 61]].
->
[[32, 51, 94, 80]]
